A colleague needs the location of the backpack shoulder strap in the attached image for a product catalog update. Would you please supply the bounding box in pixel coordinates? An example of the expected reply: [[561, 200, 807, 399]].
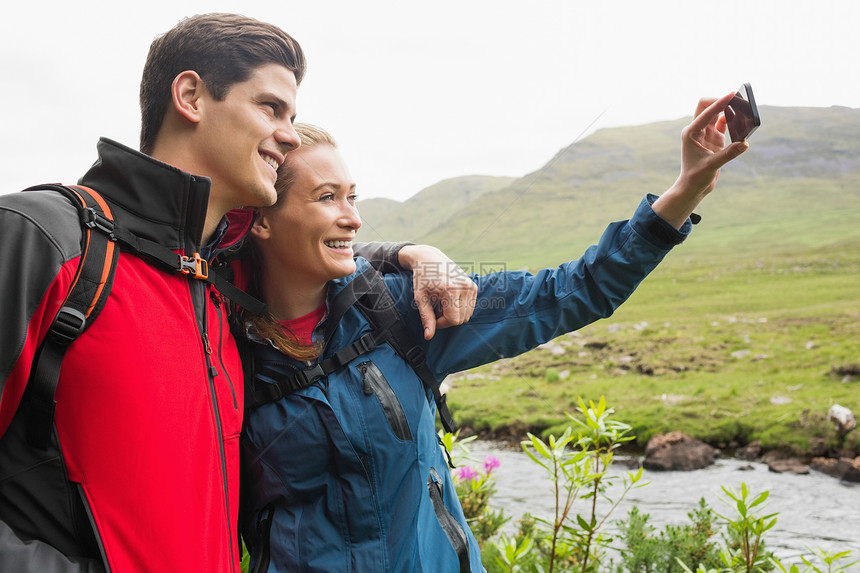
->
[[350, 268, 458, 434], [247, 266, 457, 433], [22, 184, 120, 449]]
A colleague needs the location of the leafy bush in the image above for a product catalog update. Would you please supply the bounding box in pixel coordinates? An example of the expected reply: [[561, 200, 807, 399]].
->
[[442, 396, 857, 573]]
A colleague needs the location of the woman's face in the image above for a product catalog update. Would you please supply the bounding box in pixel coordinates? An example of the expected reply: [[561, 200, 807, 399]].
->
[[252, 144, 361, 288]]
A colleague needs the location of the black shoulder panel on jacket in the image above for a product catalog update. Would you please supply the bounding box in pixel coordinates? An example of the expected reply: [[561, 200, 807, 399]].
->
[[0, 191, 81, 386]]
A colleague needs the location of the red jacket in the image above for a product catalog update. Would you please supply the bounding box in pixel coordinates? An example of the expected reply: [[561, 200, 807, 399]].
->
[[0, 138, 249, 572]]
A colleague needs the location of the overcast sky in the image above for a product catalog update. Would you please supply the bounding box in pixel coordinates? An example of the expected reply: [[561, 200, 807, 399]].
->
[[2, 0, 857, 201]]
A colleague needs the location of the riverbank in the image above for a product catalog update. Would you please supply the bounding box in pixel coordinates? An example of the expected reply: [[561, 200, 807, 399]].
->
[[444, 308, 859, 461], [467, 440, 860, 571]]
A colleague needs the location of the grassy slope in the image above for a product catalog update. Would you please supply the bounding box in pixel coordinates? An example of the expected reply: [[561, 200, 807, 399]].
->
[[411, 106, 860, 456], [446, 237, 860, 457], [355, 174, 516, 243]]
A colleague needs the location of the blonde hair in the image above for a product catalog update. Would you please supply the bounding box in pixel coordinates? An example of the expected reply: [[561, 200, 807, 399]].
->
[[241, 123, 337, 360]]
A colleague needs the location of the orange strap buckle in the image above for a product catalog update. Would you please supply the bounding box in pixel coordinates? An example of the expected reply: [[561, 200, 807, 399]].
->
[[178, 253, 209, 280]]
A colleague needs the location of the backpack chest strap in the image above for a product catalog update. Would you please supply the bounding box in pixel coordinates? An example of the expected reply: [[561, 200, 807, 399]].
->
[[254, 328, 390, 404]]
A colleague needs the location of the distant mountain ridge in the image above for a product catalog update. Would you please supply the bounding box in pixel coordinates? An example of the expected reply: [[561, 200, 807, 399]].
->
[[357, 105, 860, 270], [356, 175, 515, 243]]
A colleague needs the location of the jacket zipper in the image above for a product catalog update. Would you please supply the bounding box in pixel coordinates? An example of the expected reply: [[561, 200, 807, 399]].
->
[[427, 467, 471, 572], [358, 361, 412, 441], [194, 279, 236, 570], [210, 291, 238, 409]]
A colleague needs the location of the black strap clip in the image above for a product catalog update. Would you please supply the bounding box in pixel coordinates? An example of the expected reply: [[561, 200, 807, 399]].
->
[[288, 363, 327, 391], [348, 332, 378, 360], [50, 307, 87, 346], [404, 345, 427, 368], [80, 207, 116, 239]]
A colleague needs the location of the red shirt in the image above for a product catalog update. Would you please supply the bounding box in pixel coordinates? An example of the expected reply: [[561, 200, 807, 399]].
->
[[277, 304, 327, 346]]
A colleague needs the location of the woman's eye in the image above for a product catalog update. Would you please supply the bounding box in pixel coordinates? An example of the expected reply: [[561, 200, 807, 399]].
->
[[320, 193, 335, 202]]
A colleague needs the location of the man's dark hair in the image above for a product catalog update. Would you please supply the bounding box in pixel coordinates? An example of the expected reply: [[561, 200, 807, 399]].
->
[[139, 13, 306, 155]]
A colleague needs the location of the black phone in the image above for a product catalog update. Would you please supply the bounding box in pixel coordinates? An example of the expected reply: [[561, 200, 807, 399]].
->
[[725, 82, 760, 142]]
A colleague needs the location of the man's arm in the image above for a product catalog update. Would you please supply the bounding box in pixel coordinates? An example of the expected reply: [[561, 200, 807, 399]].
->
[[352, 242, 478, 340], [396, 244, 477, 340], [352, 241, 412, 274]]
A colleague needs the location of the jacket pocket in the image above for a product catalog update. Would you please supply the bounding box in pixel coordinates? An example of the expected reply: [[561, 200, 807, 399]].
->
[[358, 361, 412, 441], [427, 467, 470, 573]]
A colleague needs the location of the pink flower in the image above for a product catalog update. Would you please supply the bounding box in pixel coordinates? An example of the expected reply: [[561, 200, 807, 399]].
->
[[483, 456, 501, 474], [455, 465, 479, 482]]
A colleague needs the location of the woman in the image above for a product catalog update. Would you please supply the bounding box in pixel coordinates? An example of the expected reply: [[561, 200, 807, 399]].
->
[[240, 95, 748, 572]]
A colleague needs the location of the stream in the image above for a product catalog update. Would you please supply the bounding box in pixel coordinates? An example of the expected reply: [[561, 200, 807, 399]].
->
[[467, 441, 860, 570]]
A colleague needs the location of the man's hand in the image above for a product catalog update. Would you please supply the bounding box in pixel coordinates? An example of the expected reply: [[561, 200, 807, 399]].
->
[[397, 245, 477, 340]]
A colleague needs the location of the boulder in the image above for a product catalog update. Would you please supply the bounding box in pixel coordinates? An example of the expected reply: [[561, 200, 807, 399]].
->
[[735, 440, 762, 461], [811, 456, 860, 483], [829, 404, 856, 435], [766, 458, 809, 474], [643, 431, 716, 471]]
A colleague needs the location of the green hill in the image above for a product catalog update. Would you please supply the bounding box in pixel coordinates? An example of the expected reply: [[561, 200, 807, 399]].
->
[[355, 175, 515, 243], [370, 105, 860, 272], [372, 105, 860, 456]]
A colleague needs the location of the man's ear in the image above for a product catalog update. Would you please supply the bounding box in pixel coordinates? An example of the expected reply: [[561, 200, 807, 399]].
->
[[171, 70, 205, 124], [250, 211, 272, 240]]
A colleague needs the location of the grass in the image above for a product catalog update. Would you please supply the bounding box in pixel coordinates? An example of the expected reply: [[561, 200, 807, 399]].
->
[[444, 238, 860, 457]]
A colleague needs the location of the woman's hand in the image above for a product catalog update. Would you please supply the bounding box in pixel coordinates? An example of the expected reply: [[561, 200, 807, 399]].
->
[[652, 93, 750, 229]]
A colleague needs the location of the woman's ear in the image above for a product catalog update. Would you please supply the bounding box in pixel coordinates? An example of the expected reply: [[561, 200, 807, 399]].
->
[[171, 70, 205, 124], [250, 211, 272, 240]]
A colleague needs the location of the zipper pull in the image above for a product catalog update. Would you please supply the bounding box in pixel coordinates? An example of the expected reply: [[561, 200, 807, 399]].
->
[[202, 333, 218, 377], [357, 362, 373, 395], [202, 333, 213, 354]]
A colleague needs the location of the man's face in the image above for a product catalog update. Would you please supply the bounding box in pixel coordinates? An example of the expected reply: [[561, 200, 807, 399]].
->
[[196, 63, 299, 213]]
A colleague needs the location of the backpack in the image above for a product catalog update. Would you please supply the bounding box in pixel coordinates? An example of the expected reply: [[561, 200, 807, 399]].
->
[[243, 264, 458, 435], [19, 184, 266, 450]]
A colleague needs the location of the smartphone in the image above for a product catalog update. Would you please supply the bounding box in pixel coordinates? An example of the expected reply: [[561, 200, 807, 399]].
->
[[725, 82, 760, 142]]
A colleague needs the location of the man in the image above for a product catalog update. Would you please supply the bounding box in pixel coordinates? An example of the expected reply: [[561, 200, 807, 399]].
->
[[0, 13, 474, 572]]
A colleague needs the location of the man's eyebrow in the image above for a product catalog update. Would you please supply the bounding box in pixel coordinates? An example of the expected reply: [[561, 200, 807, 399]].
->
[[258, 92, 293, 113]]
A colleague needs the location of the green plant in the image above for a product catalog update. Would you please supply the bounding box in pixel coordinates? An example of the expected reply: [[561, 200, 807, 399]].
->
[[505, 396, 646, 573], [441, 399, 856, 573], [443, 429, 510, 548], [494, 534, 536, 573], [714, 483, 777, 572], [240, 540, 250, 573], [798, 548, 859, 573], [615, 498, 720, 573]]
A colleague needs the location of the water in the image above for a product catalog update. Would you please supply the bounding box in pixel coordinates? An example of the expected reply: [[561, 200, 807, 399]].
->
[[467, 441, 860, 570]]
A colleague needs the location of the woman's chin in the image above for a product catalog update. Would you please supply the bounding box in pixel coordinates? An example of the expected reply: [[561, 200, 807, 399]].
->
[[333, 261, 357, 279]]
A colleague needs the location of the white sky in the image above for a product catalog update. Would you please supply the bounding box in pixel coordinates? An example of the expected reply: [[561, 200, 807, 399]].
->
[[2, 0, 857, 202]]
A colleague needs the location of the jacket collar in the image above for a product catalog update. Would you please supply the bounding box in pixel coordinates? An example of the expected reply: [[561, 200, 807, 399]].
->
[[78, 138, 212, 251]]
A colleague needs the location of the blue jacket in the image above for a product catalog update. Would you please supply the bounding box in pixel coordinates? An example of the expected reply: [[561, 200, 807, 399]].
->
[[241, 196, 690, 572]]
